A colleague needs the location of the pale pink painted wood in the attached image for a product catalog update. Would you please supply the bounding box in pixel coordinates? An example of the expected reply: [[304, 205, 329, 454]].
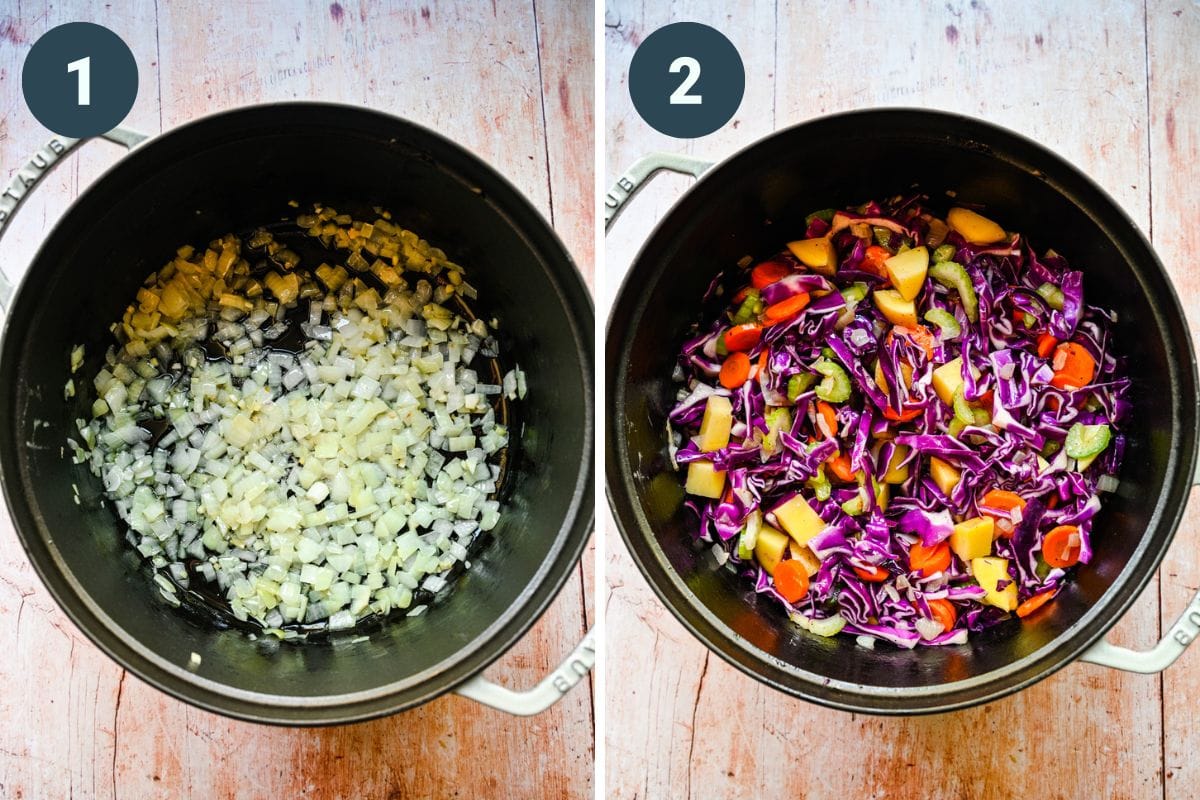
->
[[605, 2, 1185, 798], [0, 2, 594, 798]]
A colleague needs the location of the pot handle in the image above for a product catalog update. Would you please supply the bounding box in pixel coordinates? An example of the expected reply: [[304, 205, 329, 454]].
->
[[453, 627, 595, 715], [0, 126, 150, 309], [604, 152, 712, 231], [1080, 469, 1200, 673]]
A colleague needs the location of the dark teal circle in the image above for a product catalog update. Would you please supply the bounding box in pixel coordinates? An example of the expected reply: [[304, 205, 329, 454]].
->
[[628, 22, 745, 139], [22, 22, 138, 138]]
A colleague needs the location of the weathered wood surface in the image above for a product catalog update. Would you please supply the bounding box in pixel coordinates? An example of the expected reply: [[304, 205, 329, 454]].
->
[[0, 2, 594, 798], [605, 2, 1197, 798]]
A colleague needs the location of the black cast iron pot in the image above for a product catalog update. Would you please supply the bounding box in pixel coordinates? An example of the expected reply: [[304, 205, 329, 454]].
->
[[605, 108, 1200, 715], [0, 103, 594, 725]]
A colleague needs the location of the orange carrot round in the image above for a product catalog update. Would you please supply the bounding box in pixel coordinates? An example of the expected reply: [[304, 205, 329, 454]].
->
[[1016, 590, 1057, 618], [751, 260, 791, 289], [862, 245, 891, 278], [826, 451, 855, 482], [816, 400, 838, 438], [883, 406, 922, 423], [852, 563, 890, 582], [1049, 342, 1096, 390], [763, 292, 811, 325], [719, 352, 751, 389], [723, 323, 762, 352], [979, 489, 1026, 515], [774, 560, 810, 603], [1036, 333, 1058, 359], [909, 540, 951, 577], [1042, 524, 1082, 568], [926, 598, 957, 631]]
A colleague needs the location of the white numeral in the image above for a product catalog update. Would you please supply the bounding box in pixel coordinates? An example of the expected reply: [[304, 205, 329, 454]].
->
[[67, 56, 91, 106], [668, 56, 701, 105]]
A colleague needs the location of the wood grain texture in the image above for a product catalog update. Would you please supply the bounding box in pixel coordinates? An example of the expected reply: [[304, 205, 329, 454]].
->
[[0, 2, 594, 798], [605, 2, 1191, 798]]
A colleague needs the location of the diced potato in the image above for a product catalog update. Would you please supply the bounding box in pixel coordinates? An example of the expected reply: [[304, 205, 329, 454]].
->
[[882, 444, 910, 484], [929, 457, 961, 495], [931, 357, 981, 405], [697, 395, 734, 452], [685, 460, 726, 498], [971, 556, 1018, 611], [786, 237, 838, 276], [755, 525, 790, 576], [947, 207, 1006, 245], [772, 494, 827, 546], [789, 540, 822, 577], [950, 516, 994, 562], [875, 482, 891, 512], [884, 246, 929, 301], [872, 289, 918, 327]]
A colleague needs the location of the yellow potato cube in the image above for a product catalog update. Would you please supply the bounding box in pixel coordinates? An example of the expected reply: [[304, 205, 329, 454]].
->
[[929, 457, 961, 496], [786, 237, 838, 276], [685, 460, 726, 499], [882, 444, 910, 484], [872, 289, 918, 327], [789, 540, 822, 577], [697, 395, 733, 452], [971, 556, 1018, 611], [772, 495, 827, 546], [884, 246, 929, 301], [874, 360, 914, 395], [950, 516, 995, 562], [931, 357, 981, 406], [755, 525, 790, 576], [947, 207, 1007, 245]]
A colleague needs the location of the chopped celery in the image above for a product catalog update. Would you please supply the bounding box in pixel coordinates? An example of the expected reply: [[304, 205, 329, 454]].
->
[[807, 464, 832, 501], [972, 408, 991, 426], [787, 372, 817, 402], [929, 260, 979, 322], [952, 386, 975, 424], [805, 208, 836, 225], [762, 407, 793, 454], [924, 307, 961, 339], [1065, 422, 1111, 459], [736, 510, 762, 560], [1042, 439, 1062, 458], [947, 417, 966, 438], [841, 282, 869, 306], [715, 334, 728, 357], [821, 347, 837, 360], [840, 491, 865, 516], [872, 226, 894, 249], [1035, 554, 1052, 580], [732, 288, 763, 324], [932, 243, 957, 263], [1036, 282, 1065, 311], [813, 359, 851, 403]]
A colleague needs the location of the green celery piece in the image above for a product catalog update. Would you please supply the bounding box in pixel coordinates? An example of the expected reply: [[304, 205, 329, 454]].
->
[[813, 359, 851, 403], [929, 260, 979, 322]]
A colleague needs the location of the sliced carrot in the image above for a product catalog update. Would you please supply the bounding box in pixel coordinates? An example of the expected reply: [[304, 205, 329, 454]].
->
[[774, 559, 810, 603], [852, 563, 890, 583], [754, 349, 769, 378], [1050, 342, 1096, 390], [719, 352, 751, 389], [751, 260, 791, 289], [826, 451, 856, 482], [1036, 333, 1058, 359], [977, 389, 995, 407], [1042, 524, 1082, 568], [763, 292, 811, 325], [926, 598, 957, 631], [979, 489, 1026, 514], [1016, 590, 1057, 618], [883, 406, 922, 423], [1046, 493, 1060, 510], [723, 323, 762, 352], [862, 245, 891, 278], [816, 400, 838, 438], [909, 540, 951, 577]]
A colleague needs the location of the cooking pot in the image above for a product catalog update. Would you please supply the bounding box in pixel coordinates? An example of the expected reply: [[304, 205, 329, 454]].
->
[[0, 103, 594, 724], [605, 108, 1200, 715]]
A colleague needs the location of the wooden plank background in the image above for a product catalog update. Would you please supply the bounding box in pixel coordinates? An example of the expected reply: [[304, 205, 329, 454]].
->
[[604, 1, 1200, 798], [0, 1, 594, 798]]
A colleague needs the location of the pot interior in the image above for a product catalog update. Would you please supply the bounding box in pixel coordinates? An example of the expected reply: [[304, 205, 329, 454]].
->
[[2, 105, 593, 723], [608, 110, 1196, 712]]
